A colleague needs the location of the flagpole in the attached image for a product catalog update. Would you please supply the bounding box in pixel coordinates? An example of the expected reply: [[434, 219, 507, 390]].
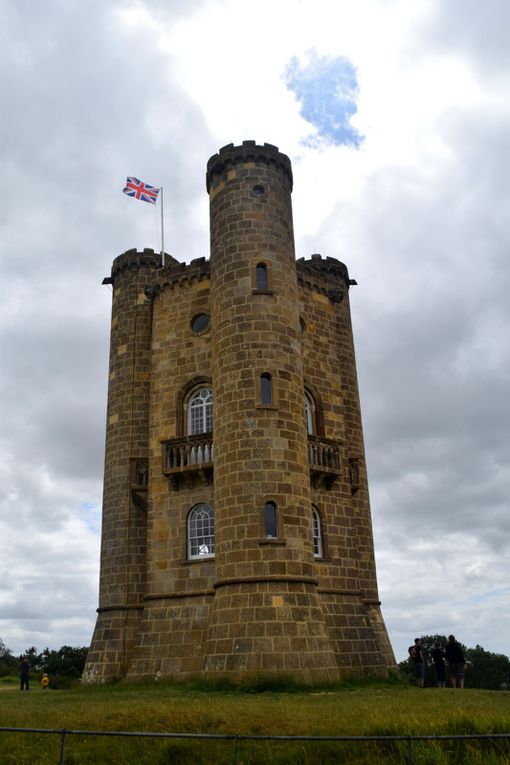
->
[[160, 186, 165, 267]]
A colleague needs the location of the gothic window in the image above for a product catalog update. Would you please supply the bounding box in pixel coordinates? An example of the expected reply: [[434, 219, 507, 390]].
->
[[255, 262, 268, 291], [264, 501, 277, 538], [312, 506, 323, 558], [305, 391, 316, 435], [188, 388, 213, 435], [260, 373, 272, 405], [188, 503, 215, 559]]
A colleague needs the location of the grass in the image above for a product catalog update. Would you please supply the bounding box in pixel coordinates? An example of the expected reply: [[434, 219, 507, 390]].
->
[[0, 675, 509, 764]]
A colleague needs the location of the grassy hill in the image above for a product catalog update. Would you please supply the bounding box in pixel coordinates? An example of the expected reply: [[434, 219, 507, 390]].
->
[[1, 675, 509, 764]]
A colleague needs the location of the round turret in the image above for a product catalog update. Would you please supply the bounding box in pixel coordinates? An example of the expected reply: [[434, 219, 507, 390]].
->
[[204, 141, 339, 678]]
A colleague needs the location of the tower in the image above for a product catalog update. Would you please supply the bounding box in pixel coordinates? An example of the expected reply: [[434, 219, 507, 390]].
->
[[83, 142, 395, 683]]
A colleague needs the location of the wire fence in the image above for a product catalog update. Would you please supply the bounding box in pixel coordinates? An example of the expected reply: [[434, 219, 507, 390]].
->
[[1, 726, 509, 764]]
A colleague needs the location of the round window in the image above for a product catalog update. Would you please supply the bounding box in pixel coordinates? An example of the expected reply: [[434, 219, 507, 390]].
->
[[190, 313, 210, 334], [251, 184, 266, 197]]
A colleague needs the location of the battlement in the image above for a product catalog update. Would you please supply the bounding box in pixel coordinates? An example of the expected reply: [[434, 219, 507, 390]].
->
[[296, 254, 356, 304], [104, 249, 353, 303], [145, 256, 211, 296], [102, 248, 178, 285], [206, 140, 293, 192]]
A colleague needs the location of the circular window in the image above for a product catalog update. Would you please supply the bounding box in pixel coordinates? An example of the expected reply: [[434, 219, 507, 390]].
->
[[190, 313, 210, 334], [251, 184, 266, 197]]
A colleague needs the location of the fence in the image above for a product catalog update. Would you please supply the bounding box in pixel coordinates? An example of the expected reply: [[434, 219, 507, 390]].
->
[[1, 726, 509, 765]]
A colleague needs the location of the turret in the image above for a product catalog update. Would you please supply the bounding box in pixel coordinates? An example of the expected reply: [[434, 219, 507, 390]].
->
[[83, 249, 163, 682], [203, 142, 339, 678]]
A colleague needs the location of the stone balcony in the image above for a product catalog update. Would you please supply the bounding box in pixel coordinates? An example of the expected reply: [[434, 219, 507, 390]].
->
[[162, 433, 342, 491], [162, 434, 213, 490], [307, 436, 342, 489]]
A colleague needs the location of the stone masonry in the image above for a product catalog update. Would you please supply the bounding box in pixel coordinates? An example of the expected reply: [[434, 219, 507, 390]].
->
[[83, 141, 395, 683]]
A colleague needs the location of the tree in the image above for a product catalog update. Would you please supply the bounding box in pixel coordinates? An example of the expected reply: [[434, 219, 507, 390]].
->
[[0, 639, 18, 677], [465, 645, 510, 690], [41, 646, 89, 679], [19, 646, 44, 671]]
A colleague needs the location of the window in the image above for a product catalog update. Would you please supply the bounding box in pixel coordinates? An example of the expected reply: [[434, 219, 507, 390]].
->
[[264, 501, 277, 538], [188, 388, 213, 435], [188, 504, 215, 559], [255, 262, 268, 290], [349, 458, 360, 493], [312, 506, 323, 558], [190, 313, 210, 334], [260, 373, 272, 405], [305, 392, 316, 435]]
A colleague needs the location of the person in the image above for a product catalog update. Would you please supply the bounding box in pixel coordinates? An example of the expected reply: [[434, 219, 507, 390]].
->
[[431, 641, 446, 687], [408, 637, 426, 687], [445, 634, 466, 688], [19, 657, 30, 691], [40, 673, 49, 690]]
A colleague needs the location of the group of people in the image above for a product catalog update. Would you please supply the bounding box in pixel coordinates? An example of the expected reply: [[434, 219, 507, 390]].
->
[[19, 657, 49, 691], [408, 635, 466, 688]]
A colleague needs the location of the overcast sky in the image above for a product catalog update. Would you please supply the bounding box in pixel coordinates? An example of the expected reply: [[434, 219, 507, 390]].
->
[[1, 0, 509, 663]]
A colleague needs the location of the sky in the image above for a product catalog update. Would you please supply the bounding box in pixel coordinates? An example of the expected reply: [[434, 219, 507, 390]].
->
[[1, 0, 509, 664]]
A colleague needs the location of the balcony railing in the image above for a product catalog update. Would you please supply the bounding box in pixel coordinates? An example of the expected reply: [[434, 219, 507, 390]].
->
[[307, 436, 342, 488], [162, 434, 213, 490], [162, 434, 341, 490]]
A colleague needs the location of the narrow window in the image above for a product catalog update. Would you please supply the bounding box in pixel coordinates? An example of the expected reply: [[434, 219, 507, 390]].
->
[[305, 392, 315, 435], [312, 506, 323, 558], [349, 458, 360, 492], [260, 373, 272, 405], [188, 388, 213, 435], [264, 501, 277, 538], [188, 504, 215, 559], [255, 262, 268, 290]]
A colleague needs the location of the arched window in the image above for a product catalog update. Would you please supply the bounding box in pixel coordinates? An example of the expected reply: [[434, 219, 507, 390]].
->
[[188, 504, 215, 559], [264, 501, 277, 538], [188, 388, 213, 435], [260, 373, 272, 405], [255, 262, 268, 291], [305, 391, 316, 435], [312, 506, 323, 558]]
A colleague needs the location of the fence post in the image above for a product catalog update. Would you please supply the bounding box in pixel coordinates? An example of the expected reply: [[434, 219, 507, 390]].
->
[[59, 730, 67, 765], [406, 736, 413, 765], [232, 735, 240, 765]]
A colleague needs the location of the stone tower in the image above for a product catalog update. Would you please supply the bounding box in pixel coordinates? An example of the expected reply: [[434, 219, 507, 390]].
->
[[83, 141, 395, 683]]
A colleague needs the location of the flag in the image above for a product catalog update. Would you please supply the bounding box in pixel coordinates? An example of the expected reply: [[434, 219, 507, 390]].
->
[[123, 177, 160, 205]]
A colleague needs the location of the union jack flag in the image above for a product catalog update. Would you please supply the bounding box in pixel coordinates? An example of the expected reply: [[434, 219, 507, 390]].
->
[[122, 177, 160, 204]]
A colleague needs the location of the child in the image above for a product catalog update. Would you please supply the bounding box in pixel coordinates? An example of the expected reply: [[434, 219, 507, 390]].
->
[[40, 673, 49, 690]]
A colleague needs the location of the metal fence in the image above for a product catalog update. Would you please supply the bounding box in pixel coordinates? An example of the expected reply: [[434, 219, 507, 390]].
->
[[1, 726, 509, 764]]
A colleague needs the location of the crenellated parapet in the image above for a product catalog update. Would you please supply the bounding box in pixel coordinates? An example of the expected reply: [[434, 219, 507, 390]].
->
[[102, 248, 176, 286], [146, 256, 211, 295], [206, 140, 293, 192], [296, 254, 356, 303]]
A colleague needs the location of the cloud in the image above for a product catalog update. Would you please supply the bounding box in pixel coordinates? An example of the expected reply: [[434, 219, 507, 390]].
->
[[420, 0, 510, 76], [284, 50, 363, 148], [0, 0, 212, 655]]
